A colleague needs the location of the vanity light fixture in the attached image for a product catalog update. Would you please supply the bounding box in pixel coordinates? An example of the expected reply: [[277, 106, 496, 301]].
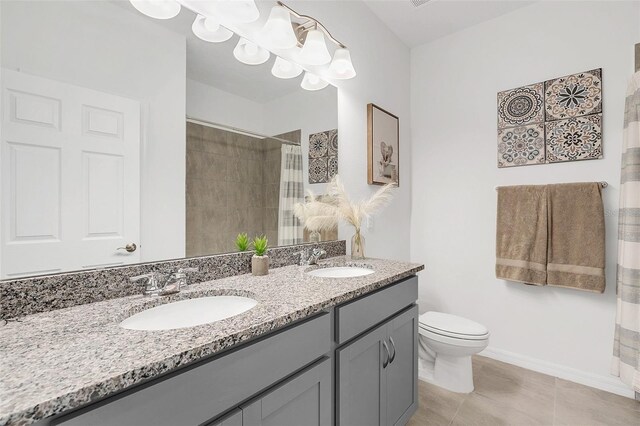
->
[[192, 15, 233, 43], [129, 0, 181, 20], [297, 28, 331, 66], [129, 0, 357, 92], [327, 48, 357, 79], [233, 37, 270, 65], [272, 56, 303, 79], [214, 0, 260, 23], [301, 72, 329, 91], [262, 5, 298, 49], [277, 1, 356, 76]]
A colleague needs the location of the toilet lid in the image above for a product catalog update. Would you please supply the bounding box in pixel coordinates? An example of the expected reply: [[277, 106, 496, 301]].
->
[[419, 312, 488, 339]]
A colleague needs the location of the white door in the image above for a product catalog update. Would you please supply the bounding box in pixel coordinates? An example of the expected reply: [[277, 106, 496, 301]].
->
[[1, 70, 140, 278]]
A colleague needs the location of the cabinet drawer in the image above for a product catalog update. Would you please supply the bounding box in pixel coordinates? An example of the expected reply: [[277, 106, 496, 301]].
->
[[53, 313, 331, 426], [336, 276, 418, 345]]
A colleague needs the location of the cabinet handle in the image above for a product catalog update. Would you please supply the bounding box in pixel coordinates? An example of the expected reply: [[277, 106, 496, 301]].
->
[[389, 337, 396, 364], [382, 340, 390, 368]]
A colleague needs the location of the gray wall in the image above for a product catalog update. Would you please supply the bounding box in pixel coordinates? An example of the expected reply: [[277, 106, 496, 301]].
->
[[186, 124, 302, 257]]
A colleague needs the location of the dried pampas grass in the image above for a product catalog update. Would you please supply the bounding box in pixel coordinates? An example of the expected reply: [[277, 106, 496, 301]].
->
[[294, 175, 396, 233], [325, 175, 395, 230], [293, 189, 339, 233]]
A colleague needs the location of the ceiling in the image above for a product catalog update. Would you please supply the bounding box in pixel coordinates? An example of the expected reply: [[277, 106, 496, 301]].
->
[[363, 0, 536, 47], [116, 0, 303, 103]]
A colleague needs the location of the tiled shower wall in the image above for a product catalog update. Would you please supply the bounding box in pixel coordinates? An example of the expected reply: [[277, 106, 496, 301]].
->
[[186, 124, 300, 256]]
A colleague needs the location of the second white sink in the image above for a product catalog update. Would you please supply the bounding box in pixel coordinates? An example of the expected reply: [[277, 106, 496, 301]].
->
[[120, 296, 258, 331], [307, 267, 374, 278]]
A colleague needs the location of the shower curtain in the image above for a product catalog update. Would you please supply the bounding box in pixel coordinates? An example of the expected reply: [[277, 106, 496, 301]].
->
[[612, 72, 640, 395], [277, 145, 304, 246]]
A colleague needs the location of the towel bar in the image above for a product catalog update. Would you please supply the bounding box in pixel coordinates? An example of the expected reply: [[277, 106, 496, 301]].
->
[[494, 181, 608, 190]]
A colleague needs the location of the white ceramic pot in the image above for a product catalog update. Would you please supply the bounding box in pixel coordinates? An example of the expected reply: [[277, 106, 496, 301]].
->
[[252, 255, 269, 276]]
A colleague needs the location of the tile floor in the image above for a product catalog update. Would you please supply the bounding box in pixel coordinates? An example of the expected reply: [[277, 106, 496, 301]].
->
[[408, 356, 640, 426]]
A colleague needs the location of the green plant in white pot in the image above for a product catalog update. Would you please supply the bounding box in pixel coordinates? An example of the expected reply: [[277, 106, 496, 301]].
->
[[235, 233, 250, 252], [251, 235, 269, 276]]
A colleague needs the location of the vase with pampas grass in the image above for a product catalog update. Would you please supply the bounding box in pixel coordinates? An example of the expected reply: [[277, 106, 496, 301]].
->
[[294, 175, 395, 260], [294, 191, 339, 243]]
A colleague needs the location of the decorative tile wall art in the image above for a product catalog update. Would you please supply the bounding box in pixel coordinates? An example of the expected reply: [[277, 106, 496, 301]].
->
[[497, 83, 545, 129], [497, 68, 603, 167], [545, 115, 602, 163], [545, 69, 602, 120], [308, 129, 338, 183], [497, 123, 545, 167]]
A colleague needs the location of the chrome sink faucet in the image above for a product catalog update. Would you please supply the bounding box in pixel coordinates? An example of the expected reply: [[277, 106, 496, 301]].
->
[[299, 248, 327, 266], [130, 267, 199, 297]]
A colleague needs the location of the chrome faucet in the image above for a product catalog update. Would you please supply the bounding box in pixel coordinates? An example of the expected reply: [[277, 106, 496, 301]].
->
[[130, 267, 199, 297], [299, 248, 327, 266]]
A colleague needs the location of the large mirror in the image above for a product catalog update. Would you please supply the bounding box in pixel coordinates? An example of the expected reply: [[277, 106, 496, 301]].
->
[[0, 0, 338, 279]]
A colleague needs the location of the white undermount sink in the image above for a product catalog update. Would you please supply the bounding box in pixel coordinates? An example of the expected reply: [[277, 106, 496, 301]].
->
[[307, 266, 374, 278], [119, 296, 258, 331]]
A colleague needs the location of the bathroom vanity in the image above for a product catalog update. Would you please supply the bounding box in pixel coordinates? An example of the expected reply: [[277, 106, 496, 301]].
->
[[0, 258, 423, 426]]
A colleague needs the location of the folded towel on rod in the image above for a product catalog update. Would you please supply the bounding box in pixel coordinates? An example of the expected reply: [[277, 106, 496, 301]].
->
[[546, 182, 605, 293], [495, 182, 605, 292], [496, 185, 548, 285]]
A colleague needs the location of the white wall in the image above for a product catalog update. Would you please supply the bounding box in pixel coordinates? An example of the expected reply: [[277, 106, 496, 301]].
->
[[263, 88, 338, 190], [410, 1, 640, 396], [187, 79, 264, 134], [1, 1, 186, 262], [288, 1, 413, 260]]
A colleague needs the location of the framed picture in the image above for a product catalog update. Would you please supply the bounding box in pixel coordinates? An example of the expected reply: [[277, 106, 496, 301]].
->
[[367, 103, 399, 186]]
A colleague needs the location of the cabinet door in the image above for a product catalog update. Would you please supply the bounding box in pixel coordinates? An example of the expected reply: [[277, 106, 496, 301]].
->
[[336, 323, 388, 426], [385, 306, 418, 426], [242, 358, 331, 426]]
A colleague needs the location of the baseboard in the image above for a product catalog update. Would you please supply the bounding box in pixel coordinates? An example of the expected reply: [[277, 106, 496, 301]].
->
[[480, 346, 635, 399]]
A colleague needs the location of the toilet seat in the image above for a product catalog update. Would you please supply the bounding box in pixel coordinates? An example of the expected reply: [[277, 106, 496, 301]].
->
[[419, 312, 489, 341]]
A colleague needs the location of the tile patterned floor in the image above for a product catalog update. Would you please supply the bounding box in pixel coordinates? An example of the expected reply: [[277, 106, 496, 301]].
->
[[408, 356, 640, 426]]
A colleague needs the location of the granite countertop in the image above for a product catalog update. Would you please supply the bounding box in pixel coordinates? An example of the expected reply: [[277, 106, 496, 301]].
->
[[0, 256, 423, 426]]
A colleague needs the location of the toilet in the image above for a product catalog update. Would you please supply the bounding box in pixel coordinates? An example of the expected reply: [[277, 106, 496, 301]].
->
[[418, 312, 489, 393]]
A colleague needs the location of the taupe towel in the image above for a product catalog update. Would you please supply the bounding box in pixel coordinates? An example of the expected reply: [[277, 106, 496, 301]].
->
[[496, 185, 548, 285], [546, 183, 605, 293]]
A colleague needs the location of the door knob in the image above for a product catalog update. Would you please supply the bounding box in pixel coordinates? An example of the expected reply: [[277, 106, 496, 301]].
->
[[117, 243, 137, 253]]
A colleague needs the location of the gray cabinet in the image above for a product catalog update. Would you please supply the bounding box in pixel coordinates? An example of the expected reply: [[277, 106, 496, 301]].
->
[[337, 306, 418, 426], [45, 276, 419, 426], [242, 358, 332, 426], [52, 314, 331, 426], [336, 322, 388, 426], [211, 409, 243, 426], [386, 307, 419, 426]]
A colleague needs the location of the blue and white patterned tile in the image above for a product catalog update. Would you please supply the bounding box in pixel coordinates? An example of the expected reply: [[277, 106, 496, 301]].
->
[[497, 123, 545, 168], [545, 69, 602, 121], [308, 131, 328, 158], [328, 129, 338, 155], [328, 156, 338, 180], [497, 83, 545, 129], [309, 157, 328, 183], [545, 114, 602, 163]]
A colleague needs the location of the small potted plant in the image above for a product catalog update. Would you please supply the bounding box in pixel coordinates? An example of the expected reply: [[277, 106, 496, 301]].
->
[[251, 235, 269, 276], [235, 233, 250, 252]]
